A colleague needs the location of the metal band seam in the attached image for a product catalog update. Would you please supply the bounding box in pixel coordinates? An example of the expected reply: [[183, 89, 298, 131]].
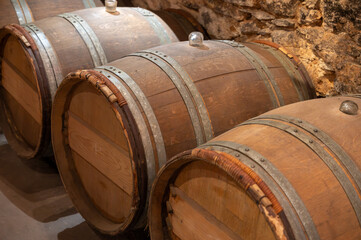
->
[[95, 67, 156, 227], [18, 0, 33, 23], [128, 52, 205, 145], [140, 50, 214, 142], [97, 65, 167, 169], [133, 8, 172, 44], [241, 118, 361, 226], [58, 13, 107, 67], [217, 40, 284, 108], [243, 46, 284, 106], [199, 141, 318, 240], [251, 114, 361, 195], [251, 43, 306, 101], [23, 24, 62, 98], [10, 0, 30, 24]]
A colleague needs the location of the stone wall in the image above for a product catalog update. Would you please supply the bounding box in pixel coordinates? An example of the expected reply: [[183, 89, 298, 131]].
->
[[132, 0, 361, 96]]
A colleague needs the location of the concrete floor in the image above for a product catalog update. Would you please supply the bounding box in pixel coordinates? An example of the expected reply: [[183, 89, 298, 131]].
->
[[0, 134, 148, 240]]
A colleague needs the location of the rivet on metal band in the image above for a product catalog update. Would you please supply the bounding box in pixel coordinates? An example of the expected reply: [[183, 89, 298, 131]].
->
[[140, 50, 213, 142], [240, 118, 361, 226], [129, 52, 206, 146], [217, 40, 284, 108], [97, 65, 167, 169], [82, 0, 97, 8], [95, 67, 156, 227], [58, 13, 107, 67], [251, 43, 306, 101], [133, 8, 172, 45], [10, 0, 33, 25], [251, 114, 361, 195], [23, 24, 63, 98], [199, 141, 319, 240]]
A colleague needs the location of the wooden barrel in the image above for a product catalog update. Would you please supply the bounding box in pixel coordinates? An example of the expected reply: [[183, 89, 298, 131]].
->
[[51, 39, 316, 235], [0, 7, 182, 159], [155, 9, 210, 41], [0, 0, 106, 27], [149, 96, 361, 240]]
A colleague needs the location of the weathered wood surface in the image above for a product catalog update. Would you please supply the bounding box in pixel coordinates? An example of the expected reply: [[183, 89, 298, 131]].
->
[[155, 9, 210, 41], [149, 97, 361, 240], [0, 7, 180, 159], [0, 0, 105, 27], [51, 40, 316, 235]]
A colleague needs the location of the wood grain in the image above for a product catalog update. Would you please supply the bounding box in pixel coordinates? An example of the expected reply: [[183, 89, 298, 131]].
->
[[168, 186, 240, 240], [0, 0, 104, 27], [2, 60, 41, 124], [51, 39, 316, 234], [1, 35, 41, 150], [72, 150, 132, 223], [174, 161, 275, 240], [1, 7, 186, 159], [68, 111, 133, 195]]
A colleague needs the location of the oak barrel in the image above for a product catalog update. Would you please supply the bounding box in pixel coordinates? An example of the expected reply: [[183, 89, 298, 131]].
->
[[0, 7, 183, 159], [155, 9, 210, 41], [0, 0, 106, 27], [51, 39, 316, 235], [149, 96, 361, 240]]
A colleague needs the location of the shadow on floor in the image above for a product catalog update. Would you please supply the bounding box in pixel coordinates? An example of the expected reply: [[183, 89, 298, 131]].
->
[[0, 135, 77, 223], [58, 222, 150, 240], [0, 134, 149, 240], [57, 222, 101, 240]]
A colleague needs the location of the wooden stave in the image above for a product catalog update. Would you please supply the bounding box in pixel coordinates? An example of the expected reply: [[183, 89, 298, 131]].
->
[[155, 9, 210, 41], [51, 71, 147, 234], [0, 24, 51, 158], [51, 40, 316, 235], [252, 40, 316, 99], [0, 0, 106, 27], [148, 96, 361, 240], [148, 150, 290, 240], [0, 7, 180, 159]]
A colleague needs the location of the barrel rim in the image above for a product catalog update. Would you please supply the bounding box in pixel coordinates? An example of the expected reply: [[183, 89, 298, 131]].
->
[[51, 69, 147, 234], [0, 23, 51, 159], [148, 149, 292, 240], [0, 6, 181, 160]]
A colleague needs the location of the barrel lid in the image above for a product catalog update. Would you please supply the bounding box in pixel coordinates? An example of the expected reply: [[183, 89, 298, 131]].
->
[[51, 70, 144, 234], [0, 25, 45, 159], [149, 149, 289, 240]]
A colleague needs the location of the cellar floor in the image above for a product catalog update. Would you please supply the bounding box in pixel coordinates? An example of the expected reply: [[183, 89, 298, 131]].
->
[[0, 134, 145, 240]]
